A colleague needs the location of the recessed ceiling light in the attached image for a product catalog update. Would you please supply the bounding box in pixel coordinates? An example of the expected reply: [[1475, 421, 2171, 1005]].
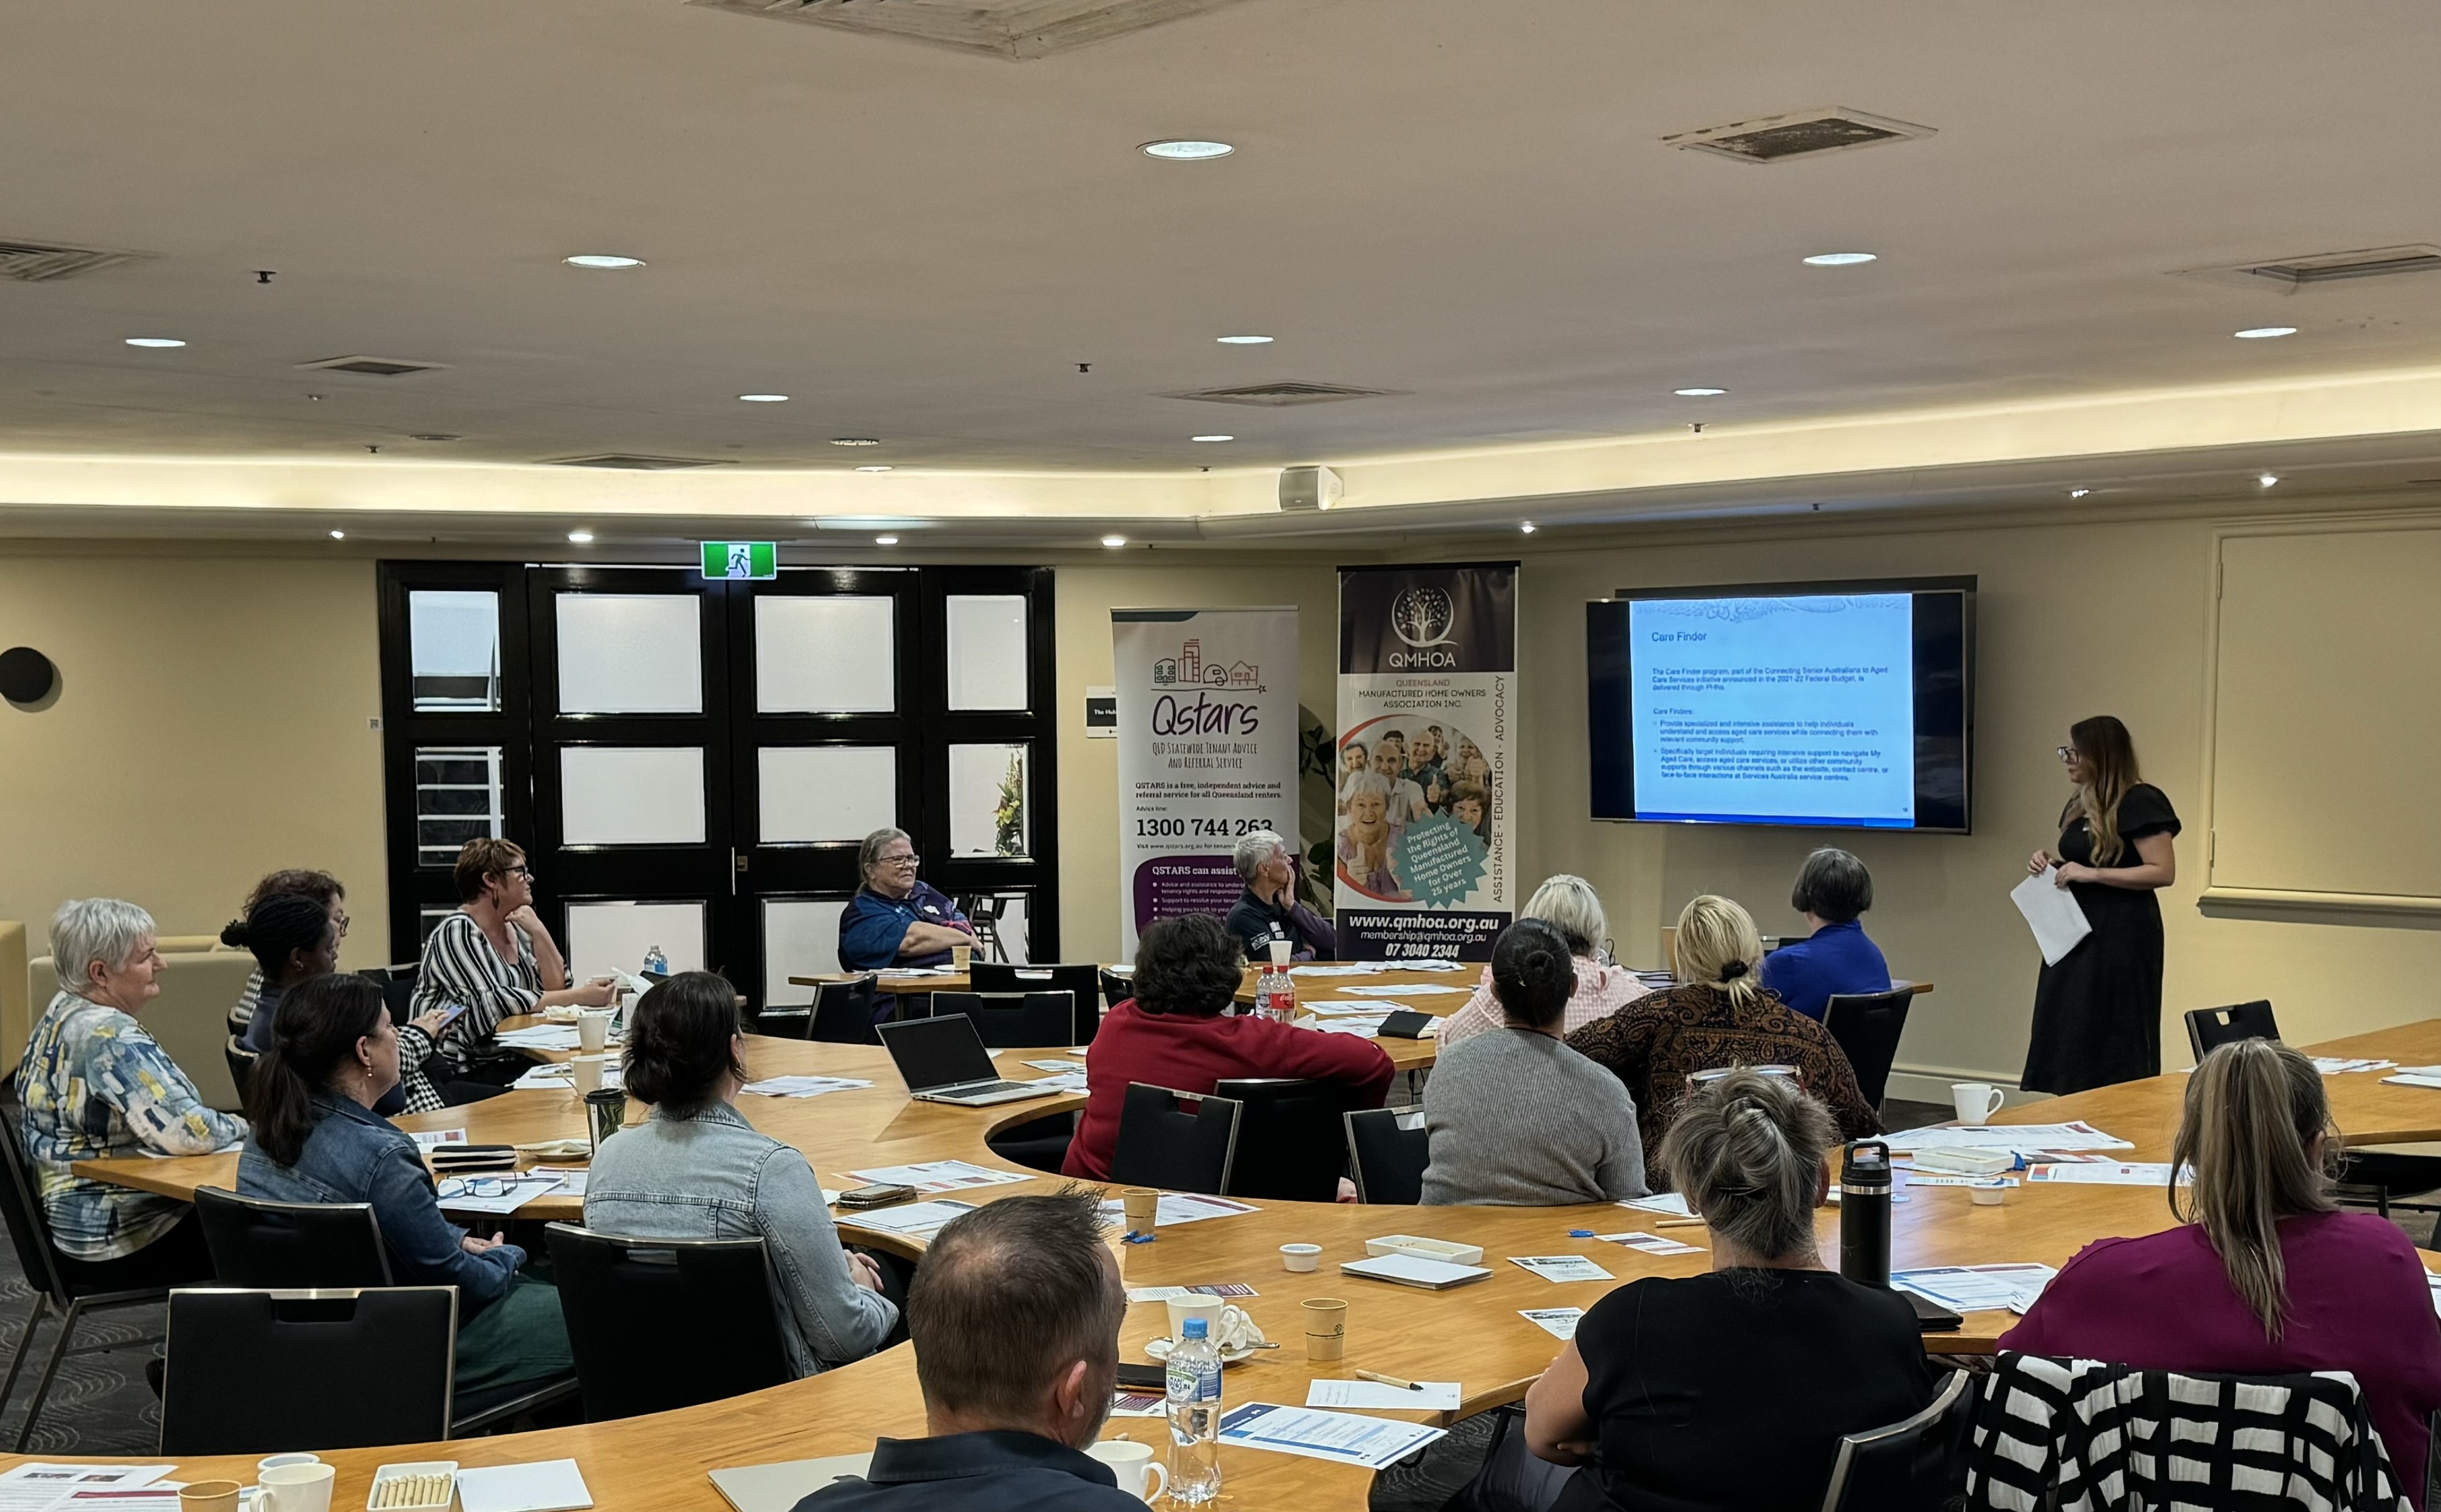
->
[[328, 529, 345, 540], [568, 530, 595, 543], [1192, 434, 1235, 443], [830, 438, 881, 446], [1674, 387, 1727, 397], [125, 337, 185, 348], [738, 393, 789, 403], [1216, 335, 1273, 345], [563, 254, 644, 269], [1802, 252, 1878, 267], [874, 535, 899, 546], [1519, 522, 1537, 535], [2068, 487, 2092, 499], [2234, 326, 2297, 340], [1141, 139, 1234, 160], [1101, 535, 1128, 548], [2258, 473, 2279, 489], [408, 433, 461, 442], [855, 465, 893, 473]]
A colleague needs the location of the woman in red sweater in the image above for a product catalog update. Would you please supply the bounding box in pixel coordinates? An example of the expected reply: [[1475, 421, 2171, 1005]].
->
[[1062, 913, 1394, 1181]]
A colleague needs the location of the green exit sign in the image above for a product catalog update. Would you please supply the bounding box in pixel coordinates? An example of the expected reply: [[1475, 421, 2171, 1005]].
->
[[700, 541, 778, 580]]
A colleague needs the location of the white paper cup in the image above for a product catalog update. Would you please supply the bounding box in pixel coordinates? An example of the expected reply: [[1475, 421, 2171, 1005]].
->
[[577, 1010, 612, 1054], [259, 1462, 335, 1512], [571, 1054, 611, 1094], [1280, 1243, 1321, 1272], [1165, 1295, 1224, 1342], [1087, 1440, 1169, 1503]]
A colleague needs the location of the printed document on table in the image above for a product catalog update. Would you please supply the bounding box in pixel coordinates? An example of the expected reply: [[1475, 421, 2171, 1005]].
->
[[456, 1459, 594, 1512], [0, 1466, 174, 1512], [1307, 1379, 1464, 1412], [1519, 1308, 1583, 1340], [2383, 1066, 2441, 1091], [1097, 1193, 1260, 1228], [843, 1160, 1027, 1192], [51, 1491, 181, 1512], [839, 1200, 976, 1239], [1509, 1255, 1616, 1283], [742, 1075, 872, 1099], [1882, 1122, 2133, 1153], [1599, 1231, 1702, 1256], [2025, 1162, 2190, 1186], [1216, 1404, 1446, 1470], [1335, 983, 1469, 996], [2009, 868, 2092, 967], [1618, 1192, 1696, 1218], [1126, 1283, 1260, 1303], [1892, 1264, 2057, 1313]]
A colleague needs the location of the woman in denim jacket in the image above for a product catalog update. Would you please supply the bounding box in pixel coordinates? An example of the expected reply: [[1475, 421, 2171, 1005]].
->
[[586, 972, 897, 1375], [237, 974, 574, 1396]]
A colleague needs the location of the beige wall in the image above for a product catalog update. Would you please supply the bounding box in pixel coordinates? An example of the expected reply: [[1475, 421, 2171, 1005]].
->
[[0, 552, 392, 979]]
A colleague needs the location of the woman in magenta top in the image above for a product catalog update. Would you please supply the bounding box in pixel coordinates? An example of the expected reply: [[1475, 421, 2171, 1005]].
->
[[1063, 912, 1394, 1182], [2003, 1038, 2441, 1475]]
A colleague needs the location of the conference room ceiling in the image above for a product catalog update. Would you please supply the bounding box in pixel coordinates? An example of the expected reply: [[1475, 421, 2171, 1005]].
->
[[1, 0, 2436, 539]]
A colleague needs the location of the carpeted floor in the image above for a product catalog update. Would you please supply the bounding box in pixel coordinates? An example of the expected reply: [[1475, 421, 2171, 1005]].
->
[[0, 1243, 164, 1455]]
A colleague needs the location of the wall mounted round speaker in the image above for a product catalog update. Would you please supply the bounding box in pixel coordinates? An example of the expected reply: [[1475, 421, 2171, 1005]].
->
[[0, 647, 58, 703]]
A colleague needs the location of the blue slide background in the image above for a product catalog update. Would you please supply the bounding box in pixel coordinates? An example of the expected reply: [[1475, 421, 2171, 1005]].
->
[[1628, 594, 1916, 825]]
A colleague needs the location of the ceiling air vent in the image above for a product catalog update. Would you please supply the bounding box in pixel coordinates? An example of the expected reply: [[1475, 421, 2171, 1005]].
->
[[2178, 244, 2441, 290], [547, 454, 734, 471], [0, 238, 155, 283], [1662, 106, 1934, 164], [297, 355, 452, 377], [1163, 381, 1406, 407], [687, 0, 1255, 60]]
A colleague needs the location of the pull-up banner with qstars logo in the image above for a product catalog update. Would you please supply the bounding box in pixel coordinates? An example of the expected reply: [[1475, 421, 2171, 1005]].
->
[[1335, 564, 1517, 961], [1112, 607, 1303, 959]]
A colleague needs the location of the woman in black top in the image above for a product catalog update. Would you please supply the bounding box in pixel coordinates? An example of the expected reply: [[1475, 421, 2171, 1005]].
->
[[1519, 1068, 1932, 1512], [2022, 714, 2181, 1094]]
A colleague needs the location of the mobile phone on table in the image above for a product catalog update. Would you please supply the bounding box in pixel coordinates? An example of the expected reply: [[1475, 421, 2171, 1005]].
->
[[836, 1183, 920, 1209], [1115, 1363, 1167, 1391]]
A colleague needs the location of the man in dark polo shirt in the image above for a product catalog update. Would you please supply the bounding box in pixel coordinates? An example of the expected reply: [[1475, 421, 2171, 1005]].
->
[[795, 1192, 1142, 1512], [1222, 828, 1336, 962]]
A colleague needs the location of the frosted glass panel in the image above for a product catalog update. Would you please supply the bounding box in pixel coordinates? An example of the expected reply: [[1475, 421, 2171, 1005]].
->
[[761, 897, 851, 1008], [757, 597, 895, 713], [759, 746, 897, 844], [409, 590, 500, 712], [560, 746, 706, 845], [950, 741, 1029, 857], [945, 594, 1029, 710], [566, 901, 706, 984], [555, 594, 703, 714]]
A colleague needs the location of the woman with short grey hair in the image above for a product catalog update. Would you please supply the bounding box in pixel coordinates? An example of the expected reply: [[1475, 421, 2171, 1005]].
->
[[1223, 829, 1336, 961], [1515, 1068, 1933, 1510], [1759, 846, 1892, 1023], [1436, 874, 1643, 1051], [837, 826, 975, 974], [20, 898, 246, 1286]]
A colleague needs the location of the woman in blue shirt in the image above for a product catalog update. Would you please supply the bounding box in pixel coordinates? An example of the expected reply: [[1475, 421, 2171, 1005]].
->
[[837, 827, 974, 972], [1758, 848, 1892, 1022]]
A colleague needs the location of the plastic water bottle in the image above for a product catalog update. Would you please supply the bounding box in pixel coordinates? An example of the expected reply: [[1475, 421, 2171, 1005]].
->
[[1165, 1317, 1224, 1504], [641, 944, 668, 980]]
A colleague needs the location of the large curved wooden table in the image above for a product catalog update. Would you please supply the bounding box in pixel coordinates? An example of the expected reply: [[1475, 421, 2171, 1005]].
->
[[51, 1018, 2441, 1510]]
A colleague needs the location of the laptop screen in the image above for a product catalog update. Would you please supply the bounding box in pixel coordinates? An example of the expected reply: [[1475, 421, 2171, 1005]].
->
[[877, 1014, 998, 1092]]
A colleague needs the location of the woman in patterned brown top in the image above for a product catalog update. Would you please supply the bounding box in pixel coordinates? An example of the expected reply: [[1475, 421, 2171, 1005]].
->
[[1568, 894, 1880, 1175]]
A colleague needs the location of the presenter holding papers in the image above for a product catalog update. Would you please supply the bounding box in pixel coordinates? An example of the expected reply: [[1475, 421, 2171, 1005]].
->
[[2022, 716, 2181, 1095]]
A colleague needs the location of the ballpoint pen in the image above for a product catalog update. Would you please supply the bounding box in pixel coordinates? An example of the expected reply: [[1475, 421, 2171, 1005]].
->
[[1353, 1369, 1421, 1391]]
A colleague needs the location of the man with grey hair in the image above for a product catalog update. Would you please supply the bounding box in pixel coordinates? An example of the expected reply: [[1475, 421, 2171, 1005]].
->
[[1222, 828, 1336, 962], [837, 827, 975, 975]]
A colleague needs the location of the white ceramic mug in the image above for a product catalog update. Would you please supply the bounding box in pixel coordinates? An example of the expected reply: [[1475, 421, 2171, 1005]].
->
[[571, 1054, 611, 1095], [1951, 1083, 2005, 1124], [1165, 1295, 1224, 1343], [255, 1456, 318, 1478], [577, 1010, 613, 1054], [1087, 1440, 1169, 1503], [260, 1462, 335, 1512]]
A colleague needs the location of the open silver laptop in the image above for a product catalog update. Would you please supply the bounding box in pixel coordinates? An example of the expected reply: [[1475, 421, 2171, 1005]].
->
[[876, 1014, 1058, 1107]]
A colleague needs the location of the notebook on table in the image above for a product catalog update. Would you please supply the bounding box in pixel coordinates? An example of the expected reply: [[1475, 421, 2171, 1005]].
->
[[876, 1015, 1058, 1107], [1339, 1252, 1494, 1290], [708, 1455, 872, 1512]]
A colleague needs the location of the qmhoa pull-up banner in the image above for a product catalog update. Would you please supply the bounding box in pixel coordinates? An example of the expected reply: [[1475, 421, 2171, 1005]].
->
[[1335, 564, 1517, 961], [1112, 608, 1302, 959]]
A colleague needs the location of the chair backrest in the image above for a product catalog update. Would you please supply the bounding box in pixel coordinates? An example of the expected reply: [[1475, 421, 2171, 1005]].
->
[[0, 1095, 71, 1307], [544, 1223, 794, 1422], [928, 991, 1075, 1049], [1109, 1083, 1241, 1196], [1214, 1077, 1356, 1202], [1822, 988, 1917, 1108], [1820, 1367, 1972, 1512], [142, 952, 259, 1113], [194, 1186, 393, 1288], [2185, 1000, 2280, 1062], [1098, 969, 1134, 1019], [1343, 1107, 1429, 1204], [356, 965, 422, 1027], [160, 1286, 456, 1453], [969, 964, 1101, 1043], [224, 1035, 260, 1114], [754, 1004, 813, 1040], [809, 975, 881, 1045]]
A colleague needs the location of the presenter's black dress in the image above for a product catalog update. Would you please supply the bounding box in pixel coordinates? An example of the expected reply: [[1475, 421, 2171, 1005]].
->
[[2022, 784, 2180, 1095]]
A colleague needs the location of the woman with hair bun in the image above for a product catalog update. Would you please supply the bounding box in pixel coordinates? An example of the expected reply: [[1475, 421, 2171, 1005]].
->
[[1420, 919, 1646, 1206], [228, 894, 341, 1054], [586, 971, 896, 1377], [1514, 1068, 1933, 1511]]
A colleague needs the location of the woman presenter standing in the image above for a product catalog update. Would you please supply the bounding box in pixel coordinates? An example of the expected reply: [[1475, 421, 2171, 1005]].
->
[[2022, 715, 2180, 1094]]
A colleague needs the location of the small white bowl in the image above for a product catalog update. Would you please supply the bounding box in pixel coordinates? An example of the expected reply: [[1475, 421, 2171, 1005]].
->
[[1280, 1243, 1322, 1272], [1970, 1182, 2008, 1207]]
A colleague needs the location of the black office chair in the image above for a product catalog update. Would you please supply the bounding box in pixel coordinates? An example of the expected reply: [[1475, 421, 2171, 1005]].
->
[[0, 1097, 176, 1451], [809, 975, 882, 1044], [1215, 1078, 1357, 1202], [224, 1034, 261, 1113], [1099, 969, 1135, 1017], [544, 1225, 794, 1422], [1343, 1108, 1430, 1204], [1109, 1084, 1241, 1196], [1818, 1368, 1974, 1512], [970, 964, 1102, 1043], [928, 991, 1076, 1048], [195, 1188, 392, 1288], [357, 963, 423, 1026], [754, 1004, 813, 1040], [160, 1287, 457, 1453], [1823, 988, 1915, 1110], [2183, 999, 2280, 1060]]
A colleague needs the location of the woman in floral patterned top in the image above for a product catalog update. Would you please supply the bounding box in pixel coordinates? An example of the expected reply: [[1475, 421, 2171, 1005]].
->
[[1567, 894, 1880, 1177], [20, 898, 246, 1283]]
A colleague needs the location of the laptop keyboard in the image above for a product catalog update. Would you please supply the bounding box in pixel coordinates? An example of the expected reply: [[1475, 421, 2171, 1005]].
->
[[945, 1079, 1035, 1097]]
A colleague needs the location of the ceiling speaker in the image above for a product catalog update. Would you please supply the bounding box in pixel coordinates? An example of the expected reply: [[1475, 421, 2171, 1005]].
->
[[1278, 466, 1343, 512]]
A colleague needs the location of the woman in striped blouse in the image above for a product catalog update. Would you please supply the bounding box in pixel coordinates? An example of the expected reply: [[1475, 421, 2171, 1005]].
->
[[411, 839, 617, 1084]]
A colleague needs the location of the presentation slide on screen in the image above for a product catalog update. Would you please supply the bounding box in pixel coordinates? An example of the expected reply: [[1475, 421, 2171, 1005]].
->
[[1628, 593, 1915, 825]]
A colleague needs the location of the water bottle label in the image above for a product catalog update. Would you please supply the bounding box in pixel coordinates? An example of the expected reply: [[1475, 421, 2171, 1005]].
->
[[1166, 1361, 1221, 1404]]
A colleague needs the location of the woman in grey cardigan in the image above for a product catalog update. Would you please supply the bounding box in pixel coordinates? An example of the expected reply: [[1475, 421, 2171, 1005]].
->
[[586, 972, 897, 1375], [1419, 920, 1647, 1206]]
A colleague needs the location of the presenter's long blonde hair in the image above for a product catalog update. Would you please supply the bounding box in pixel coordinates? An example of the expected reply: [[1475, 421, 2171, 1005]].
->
[[2171, 1038, 2338, 1338], [1674, 895, 1764, 1010], [2067, 715, 2141, 866]]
